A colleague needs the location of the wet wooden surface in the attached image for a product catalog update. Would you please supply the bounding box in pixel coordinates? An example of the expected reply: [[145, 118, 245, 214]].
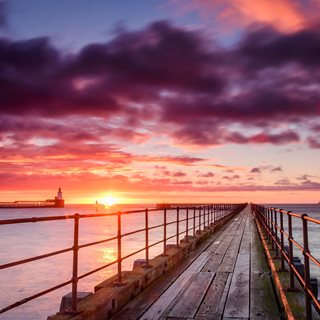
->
[[113, 206, 279, 320]]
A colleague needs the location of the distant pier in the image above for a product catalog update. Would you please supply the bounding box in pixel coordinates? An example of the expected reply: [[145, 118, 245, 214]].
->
[[0, 188, 65, 208]]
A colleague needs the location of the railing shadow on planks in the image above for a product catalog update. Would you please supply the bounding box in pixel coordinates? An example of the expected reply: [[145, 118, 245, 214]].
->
[[0, 203, 246, 316], [252, 204, 320, 319]]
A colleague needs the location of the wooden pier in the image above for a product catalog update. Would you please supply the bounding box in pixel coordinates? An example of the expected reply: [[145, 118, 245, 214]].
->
[[113, 206, 279, 319], [2, 203, 320, 319]]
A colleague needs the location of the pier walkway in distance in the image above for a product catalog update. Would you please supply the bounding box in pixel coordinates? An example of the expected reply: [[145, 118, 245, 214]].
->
[[113, 206, 280, 320]]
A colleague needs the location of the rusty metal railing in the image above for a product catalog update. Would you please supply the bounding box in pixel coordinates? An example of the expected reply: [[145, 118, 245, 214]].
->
[[252, 204, 320, 319], [0, 203, 246, 315]]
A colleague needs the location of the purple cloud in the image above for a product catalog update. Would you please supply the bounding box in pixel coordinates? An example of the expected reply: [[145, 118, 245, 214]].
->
[[308, 137, 320, 149], [198, 171, 215, 178], [251, 167, 261, 173], [0, 20, 319, 149]]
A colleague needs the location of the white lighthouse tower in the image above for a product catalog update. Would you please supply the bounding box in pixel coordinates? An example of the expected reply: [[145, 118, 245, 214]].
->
[[57, 187, 63, 200]]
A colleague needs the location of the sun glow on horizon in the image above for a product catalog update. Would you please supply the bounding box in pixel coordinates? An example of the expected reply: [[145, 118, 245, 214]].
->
[[99, 195, 119, 206]]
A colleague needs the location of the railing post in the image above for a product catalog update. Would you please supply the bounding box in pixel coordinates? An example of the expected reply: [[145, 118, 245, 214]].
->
[[205, 206, 208, 227], [186, 208, 189, 242], [199, 207, 201, 232], [176, 207, 180, 247], [211, 205, 213, 224], [274, 209, 279, 258], [202, 206, 205, 229], [163, 208, 167, 256], [71, 213, 80, 313], [145, 208, 151, 267], [193, 207, 196, 236], [267, 208, 271, 244], [114, 211, 127, 286], [279, 209, 286, 271], [287, 211, 296, 290], [302, 214, 312, 319], [271, 208, 275, 250]]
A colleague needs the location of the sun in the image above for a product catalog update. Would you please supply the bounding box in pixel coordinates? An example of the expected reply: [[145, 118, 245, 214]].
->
[[100, 195, 118, 206]]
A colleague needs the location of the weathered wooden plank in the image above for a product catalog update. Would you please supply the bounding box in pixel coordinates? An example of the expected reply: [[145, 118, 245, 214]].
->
[[228, 236, 242, 252], [140, 272, 196, 320], [205, 217, 240, 253], [141, 252, 210, 320], [223, 252, 250, 319], [218, 220, 246, 274], [185, 252, 210, 272], [239, 225, 251, 254], [215, 235, 234, 253], [206, 239, 222, 251], [201, 252, 225, 272], [215, 272, 233, 318], [195, 272, 230, 319], [168, 272, 215, 319], [218, 249, 238, 273]]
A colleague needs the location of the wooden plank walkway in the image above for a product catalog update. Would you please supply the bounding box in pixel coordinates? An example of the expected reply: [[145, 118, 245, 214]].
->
[[113, 206, 280, 320]]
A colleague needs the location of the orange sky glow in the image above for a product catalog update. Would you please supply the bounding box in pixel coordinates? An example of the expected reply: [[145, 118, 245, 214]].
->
[[1, 0, 320, 204]]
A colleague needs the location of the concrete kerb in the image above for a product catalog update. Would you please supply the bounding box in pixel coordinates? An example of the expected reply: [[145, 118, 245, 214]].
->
[[47, 211, 239, 320]]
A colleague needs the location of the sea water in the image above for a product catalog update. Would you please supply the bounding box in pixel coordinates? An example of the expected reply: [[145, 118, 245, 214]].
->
[[0, 203, 319, 320]]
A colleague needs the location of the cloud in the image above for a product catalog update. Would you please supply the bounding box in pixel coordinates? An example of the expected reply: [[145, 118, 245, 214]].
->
[[170, 0, 311, 31], [161, 170, 187, 177], [238, 25, 320, 69], [1, 170, 319, 194], [222, 174, 240, 180], [249, 165, 283, 174], [0, 19, 320, 158], [226, 131, 300, 145], [276, 178, 291, 185], [137, 155, 204, 165], [251, 167, 261, 173], [296, 174, 313, 181], [308, 137, 320, 148], [198, 171, 214, 178]]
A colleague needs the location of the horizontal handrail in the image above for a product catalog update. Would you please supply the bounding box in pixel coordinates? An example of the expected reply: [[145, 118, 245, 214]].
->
[[251, 204, 320, 319], [0, 203, 246, 315]]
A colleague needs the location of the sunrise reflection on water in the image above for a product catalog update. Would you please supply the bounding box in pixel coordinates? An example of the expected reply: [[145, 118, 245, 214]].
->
[[99, 247, 117, 264]]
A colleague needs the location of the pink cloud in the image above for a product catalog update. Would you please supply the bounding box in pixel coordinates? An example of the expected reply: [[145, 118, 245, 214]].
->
[[170, 0, 310, 31]]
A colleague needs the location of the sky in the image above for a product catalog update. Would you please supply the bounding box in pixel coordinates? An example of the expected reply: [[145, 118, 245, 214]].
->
[[0, 0, 320, 204]]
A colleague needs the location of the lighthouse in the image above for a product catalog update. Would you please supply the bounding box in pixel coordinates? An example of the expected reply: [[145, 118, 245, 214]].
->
[[55, 187, 65, 207], [57, 187, 63, 200]]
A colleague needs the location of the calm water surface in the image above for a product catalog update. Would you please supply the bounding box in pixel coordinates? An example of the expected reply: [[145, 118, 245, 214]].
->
[[0, 203, 319, 319]]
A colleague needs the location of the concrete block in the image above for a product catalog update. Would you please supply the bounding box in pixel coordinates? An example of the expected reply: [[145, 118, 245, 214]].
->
[[310, 278, 318, 299], [132, 259, 146, 270], [59, 292, 93, 312]]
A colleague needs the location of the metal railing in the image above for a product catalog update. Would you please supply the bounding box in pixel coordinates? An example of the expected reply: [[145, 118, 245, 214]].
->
[[0, 203, 246, 315], [252, 204, 320, 319]]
